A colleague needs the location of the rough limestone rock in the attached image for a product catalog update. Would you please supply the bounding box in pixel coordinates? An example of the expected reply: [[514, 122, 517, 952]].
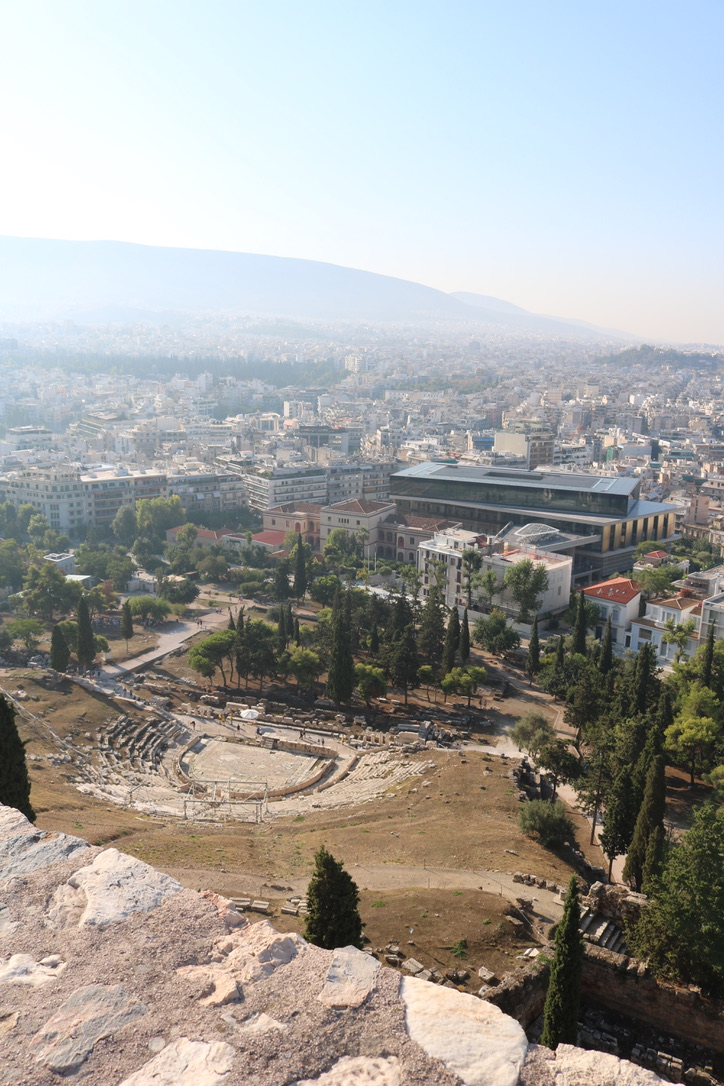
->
[[318, 945, 380, 1007], [402, 974, 528, 1086], [118, 1037, 235, 1086], [551, 1044, 666, 1085], [49, 847, 183, 928], [295, 1055, 401, 1086], [0, 804, 665, 1085], [0, 951, 66, 985], [34, 982, 147, 1072], [0, 804, 88, 879]]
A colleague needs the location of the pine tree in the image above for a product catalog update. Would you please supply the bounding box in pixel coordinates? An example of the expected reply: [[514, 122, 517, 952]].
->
[[49, 624, 70, 672], [703, 623, 715, 688], [599, 615, 613, 675], [0, 694, 35, 822], [600, 764, 638, 880], [120, 599, 134, 650], [294, 533, 307, 600], [304, 846, 363, 950], [326, 598, 355, 704], [623, 754, 666, 892], [417, 586, 446, 671], [443, 606, 460, 676], [540, 876, 583, 1049], [76, 595, 95, 673], [572, 592, 587, 656], [459, 608, 471, 664], [527, 614, 540, 681], [392, 624, 419, 704]]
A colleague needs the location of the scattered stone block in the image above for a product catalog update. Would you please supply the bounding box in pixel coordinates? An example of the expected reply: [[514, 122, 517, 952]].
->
[[250, 900, 270, 913], [402, 958, 424, 975], [477, 965, 496, 982]]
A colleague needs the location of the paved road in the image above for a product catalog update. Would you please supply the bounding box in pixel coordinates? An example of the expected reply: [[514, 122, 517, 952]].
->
[[101, 608, 231, 678]]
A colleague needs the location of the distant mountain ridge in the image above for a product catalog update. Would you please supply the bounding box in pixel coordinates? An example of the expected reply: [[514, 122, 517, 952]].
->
[[0, 236, 634, 340]]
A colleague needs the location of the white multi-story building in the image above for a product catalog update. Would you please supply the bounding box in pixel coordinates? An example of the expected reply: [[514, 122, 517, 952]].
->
[[241, 465, 329, 512], [5, 468, 86, 534], [583, 577, 642, 654], [629, 594, 702, 665], [417, 527, 572, 617]]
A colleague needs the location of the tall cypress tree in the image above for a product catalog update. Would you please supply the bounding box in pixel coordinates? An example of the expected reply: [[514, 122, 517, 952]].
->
[[443, 606, 460, 676], [0, 694, 35, 822], [572, 592, 587, 656], [600, 764, 638, 880], [392, 623, 419, 704], [549, 635, 567, 699], [304, 846, 363, 950], [527, 614, 540, 681], [459, 608, 471, 664], [623, 754, 666, 892], [417, 586, 446, 671], [599, 615, 613, 675], [326, 597, 354, 704], [228, 609, 236, 631], [641, 823, 666, 894], [369, 621, 380, 657], [294, 617, 301, 645], [634, 643, 660, 715], [76, 595, 95, 673], [50, 624, 70, 673], [540, 876, 583, 1049], [277, 606, 287, 655], [702, 623, 715, 689], [294, 533, 307, 600], [120, 599, 134, 650]]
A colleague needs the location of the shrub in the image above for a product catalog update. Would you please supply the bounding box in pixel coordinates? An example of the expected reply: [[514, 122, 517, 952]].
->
[[518, 799, 573, 848]]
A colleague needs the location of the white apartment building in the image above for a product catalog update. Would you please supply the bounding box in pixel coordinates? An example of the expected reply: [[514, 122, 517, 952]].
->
[[417, 527, 572, 617], [583, 577, 642, 654], [241, 465, 329, 512], [5, 468, 86, 534], [629, 594, 702, 665]]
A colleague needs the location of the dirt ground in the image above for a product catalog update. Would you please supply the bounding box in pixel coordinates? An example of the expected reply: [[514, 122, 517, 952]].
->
[[274, 887, 534, 993]]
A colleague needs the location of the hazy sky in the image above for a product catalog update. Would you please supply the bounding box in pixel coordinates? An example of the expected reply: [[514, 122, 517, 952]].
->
[[1, 1, 722, 343]]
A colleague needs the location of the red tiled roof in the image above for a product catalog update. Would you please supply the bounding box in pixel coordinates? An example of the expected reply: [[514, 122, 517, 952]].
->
[[645, 550, 669, 559], [252, 530, 287, 546], [584, 577, 640, 604], [266, 502, 322, 515], [326, 499, 394, 514]]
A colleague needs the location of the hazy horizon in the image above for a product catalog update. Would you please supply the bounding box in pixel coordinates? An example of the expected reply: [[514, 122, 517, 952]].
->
[[1, 2, 722, 343]]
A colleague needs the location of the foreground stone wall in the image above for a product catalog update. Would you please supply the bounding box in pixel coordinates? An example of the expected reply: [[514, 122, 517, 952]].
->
[[583, 945, 724, 1054], [486, 943, 724, 1058], [0, 804, 664, 1085]]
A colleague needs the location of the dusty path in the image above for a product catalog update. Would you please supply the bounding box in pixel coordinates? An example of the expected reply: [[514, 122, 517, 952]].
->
[[163, 859, 564, 924]]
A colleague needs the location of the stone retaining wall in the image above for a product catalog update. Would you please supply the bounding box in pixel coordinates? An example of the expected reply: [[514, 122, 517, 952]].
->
[[485, 945, 724, 1054]]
